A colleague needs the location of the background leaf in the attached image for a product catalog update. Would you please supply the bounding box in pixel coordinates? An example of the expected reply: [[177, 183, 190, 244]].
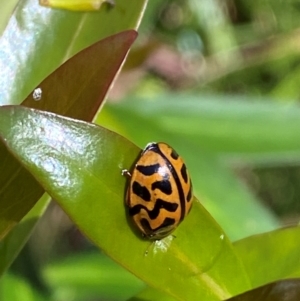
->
[[233, 226, 300, 288], [226, 279, 300, 301], [101, 94, 300, 166], [0, 273, 47, 301], [43, 252, 145, 301], [0, 195, 49, 277], [22, 30, 137, 119]]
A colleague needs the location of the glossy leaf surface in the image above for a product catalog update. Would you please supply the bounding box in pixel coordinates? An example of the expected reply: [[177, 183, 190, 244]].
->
[[233, 226, 300, 288], [0, 106, 251, 301]]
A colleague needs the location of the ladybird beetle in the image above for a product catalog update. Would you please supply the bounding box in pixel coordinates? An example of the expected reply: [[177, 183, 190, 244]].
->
[[123, 142, 193, 240]]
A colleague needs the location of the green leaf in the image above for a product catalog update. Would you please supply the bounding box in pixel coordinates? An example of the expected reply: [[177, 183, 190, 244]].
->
[[101, 93, 300, 166], [233, 226, 300, 288], [43, 252, 145, 300], [0, 106, 251, 301]]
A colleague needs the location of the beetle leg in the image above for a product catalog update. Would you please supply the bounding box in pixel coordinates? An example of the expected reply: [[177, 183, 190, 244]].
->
[[122, 169, 131, 177]]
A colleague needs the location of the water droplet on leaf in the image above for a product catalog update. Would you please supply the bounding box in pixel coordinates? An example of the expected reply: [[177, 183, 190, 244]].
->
[[33, 88, 42, 101]]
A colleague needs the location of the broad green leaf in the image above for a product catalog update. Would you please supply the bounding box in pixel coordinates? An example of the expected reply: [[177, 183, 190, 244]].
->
[[226, 279, 300, 301], [43, 252, 145, 300], [0, 106, 251, 301], [0, 30, 137, 241], [101, 94, 300, 166], [233, 226, 300, 288], [98, 99, 280, 241]]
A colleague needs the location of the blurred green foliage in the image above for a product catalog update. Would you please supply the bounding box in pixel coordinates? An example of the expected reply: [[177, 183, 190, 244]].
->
[[129, 0, 300, 224]]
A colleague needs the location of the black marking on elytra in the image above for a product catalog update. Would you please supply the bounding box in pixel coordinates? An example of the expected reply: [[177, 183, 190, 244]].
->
[[170, 148, 179, 160], [132, 181, 151, 202], [140, 217, 176, 236], [136, 163, 160, 176], [129, 198, 178, 219], [155, 145, 187, 222], [181, 164, 188, 183], [152, 180, 172, 195], [157, 217, 176, 229], [187, 184, 192, 202]]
